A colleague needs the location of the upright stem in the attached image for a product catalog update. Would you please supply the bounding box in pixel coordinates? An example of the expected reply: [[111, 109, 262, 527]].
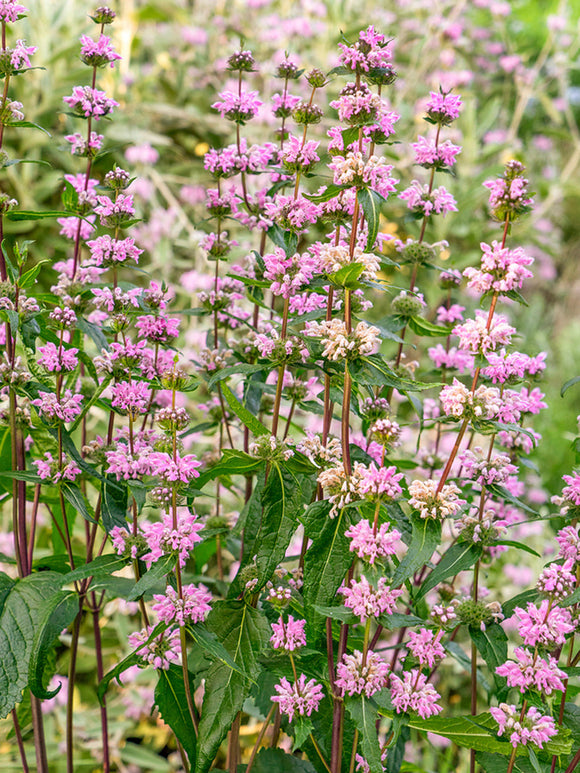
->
[[11, 709, 30, 773], [91, 596, 110, 772]]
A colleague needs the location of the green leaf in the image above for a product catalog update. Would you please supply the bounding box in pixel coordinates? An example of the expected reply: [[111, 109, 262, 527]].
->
[[220, 382, 270, 438], [487, 484, 537, 515], [155, 664, 197, 765], [469, 624, 508, 694], [187, 622, 246, 676], [406, 713, 514, 755], [416, 542, 482, 600], [0, 572, 63, 718], [6, 120, 51, 135], [18, 260, 50, 289], [328, 261, 365, 289], [98, 622, 166, 703], [303, 502, 354, 642], [238, 748, 317, 772], [303, 183, 348, 203], [5, 209, 70, 220], [356, 355, 437, 392], [119, 742, 172, 771], [561, 375, 580, 397], [62, 553, 128, 584], [61, 482, 96, 523], [378, 612, 424, 630], [490, 540, 541, 557], [407, 316, 452, 337], [313, 604, 358, 624], [345, 696, 383, 773], [195, 449, 263, 490], [391, 517, 441, 588], [502, 589, 539, 618], [127, 554, 175, 601], [101, 474, 128, 532], [29, 591, 78, 699], [255, 465, 314, 589], [206, 363, 266, 391], [196, 601, 270, 773], [357, 187, 383, 252]]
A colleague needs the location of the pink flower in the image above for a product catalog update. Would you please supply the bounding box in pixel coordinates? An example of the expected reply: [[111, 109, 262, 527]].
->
[[79, 33, 121, 68], [562, 473, 580, 506], [399, 181, 457, 217], [436, 304, 465, 324], [0, 1, 27, 23], [463, 242, 534, 294], [87, 235, 142, 266], [340, 576, 403, 621], [152, 584, 212, 626], [65, 131, 104, 156], [513, 600, 574, 649], [33, 452, 81, 483], [390, 670, 443, 718], [428, 345, 474, 372], [407, 628, 445, 668], [336, 650, 389, 698], [10, 38, 36, 69], [37, 342, 78, 372], [453, 310, 515, 354], [94, 193, 135, 226], [281, 135, 320, 173], [490, 703, 557, 749], [58, 215, 96, 240], [143, 511, 203, 569], [272, 674, 324, 722], [128, 625, 181, 670], [411, 136, 461, 168], [482, 350, 546, 384], [496, 647, 566, 695], [212, 89, 263, 123], [63, 86, 119, 120], [32, 390, 83, 424], [555, 526, 580, 563], [270, 615, 306, 651], [425, 90, 463, 124], [459, 449, 518, 486], [536, 560, 576, 601], [146, 452, 201, 484], [357, 463, 404, 500], [135, 314, 180, 343], [345, 519, 401, 565], [110, 380, 151, 415], [263, 247, 319, 297]]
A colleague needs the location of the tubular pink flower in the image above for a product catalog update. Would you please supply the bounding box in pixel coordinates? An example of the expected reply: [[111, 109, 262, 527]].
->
[[270, 615, 307, 651], [335, 650, 389, 698], [272, 675, 324, 722], [390, 669, 443, 718]]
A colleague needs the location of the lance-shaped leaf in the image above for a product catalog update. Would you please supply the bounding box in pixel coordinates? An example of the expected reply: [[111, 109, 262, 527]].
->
[[155, 664, 197, 765], [220, 382, 270, 437], [390, 517, 441, 588], [239, 748, 317, 772], [195, 600, 270, 773], [127, 554, 175, 601], [357, 187, 384, 252], [406, 713, 514, 755], [101, 474, 129, 532], [29, 591, 79, 699], [469, 623, 508, 695], [302, 502, 355, 642], [345, 696, 383, 773], [416, 541, 482, 600], [0, 572, 63, 718]]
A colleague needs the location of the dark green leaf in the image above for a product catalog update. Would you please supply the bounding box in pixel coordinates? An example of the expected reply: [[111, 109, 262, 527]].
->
[[155, 664, 197, 765], [61, 481, 96, 523], [391, 517, 441, 588], [357, 187, 383, 252], [195, 449, 263, 490], [62, 553, 128, 584], [127, 554, 175, 601], [328, 261, 366, 289], [6, 210, 70, 220], [18, 261, 50, 289], [487, 484, 537, 515], [238, 748, 317, 772], [561, 375, 580, 397], [196, 601, 270, 773], [417, 542, 482, 600], [220, 382, 270, 438], [469, 624, 508, 694], [207, 363, 266, 390], [101, 474, 128, 532], [29, 592, 78, 699], [303, 183, 348, 203], [345, 696, 383, 773], [502, 589, 539, 618], [407, 316, 452, 337], [406, 713, 514, 755], [187, 622, 245, 676], [490, 540, 541, 557], [0, 572, 63, 718], [303, 503, 354, 642]]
